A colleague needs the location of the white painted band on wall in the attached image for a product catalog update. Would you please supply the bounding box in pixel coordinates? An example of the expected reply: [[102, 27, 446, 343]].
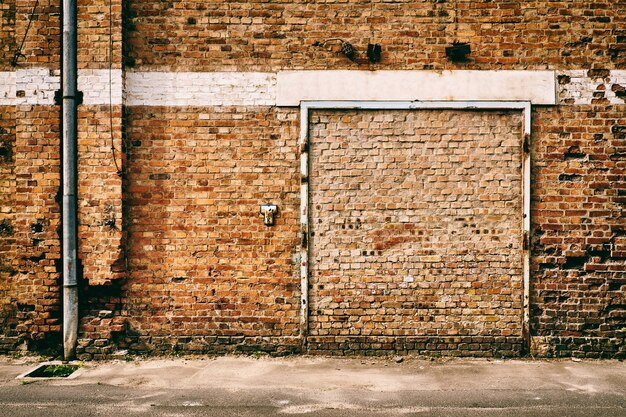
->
[[124, 71, 277, 106], [0, 72, 16, 102], [277, 70, 557, 106], [3, 69, 626, 107], [0, 68, 123, 106], [80, 69, 123, 105]]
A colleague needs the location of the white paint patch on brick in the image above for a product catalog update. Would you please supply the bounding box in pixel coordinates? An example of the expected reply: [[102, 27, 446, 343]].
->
[[558, 70, 626, 105], [78, 69, 123, 105], [276, 70, 557, 106], [16, 68, 60, 105], [0, 69, 122, 106], [0, 72, 16, 103], [124, 71, 277, 106]]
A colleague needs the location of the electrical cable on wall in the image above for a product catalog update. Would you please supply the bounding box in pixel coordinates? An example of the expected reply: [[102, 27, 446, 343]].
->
[[11, 0, 40, 67], [109, 0, 122, 176]]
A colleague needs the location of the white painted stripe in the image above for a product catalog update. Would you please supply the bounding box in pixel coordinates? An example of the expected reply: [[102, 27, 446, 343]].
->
[[0, 68, 122, 106], [5, 69, 625, 107], [277, 70, 557, 106], [79, 69, 123, 105], [124, 71, 276, 106], [0, 72, 16, 103], [16, 68, 59, 105]]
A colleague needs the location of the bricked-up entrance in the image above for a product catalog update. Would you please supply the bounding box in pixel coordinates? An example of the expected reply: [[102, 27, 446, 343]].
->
[[306, 108, 526, 355]]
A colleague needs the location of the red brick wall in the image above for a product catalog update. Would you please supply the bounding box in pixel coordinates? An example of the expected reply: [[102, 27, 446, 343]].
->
[[531, 104, 626, 357], [123, 0, 626, 71], [1, 0, 625, 358], [0, 105, 17, 351], [10, 104, 62, 351], [0, 0, 16, 70], [118, 106, 301, 354], [308, 110, 524, 356], [76, 105, 124, 286], [13, 0, 60, 68]]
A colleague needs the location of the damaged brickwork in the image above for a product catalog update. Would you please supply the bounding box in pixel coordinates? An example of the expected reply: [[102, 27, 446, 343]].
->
[[0, 0, 624, 358], [531, 105, 626, 358]]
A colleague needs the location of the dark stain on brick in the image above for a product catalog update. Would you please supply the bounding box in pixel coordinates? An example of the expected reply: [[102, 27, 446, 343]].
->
[[609, 47, 626, 63], [591, 16, 611, 23], [562, 256, 588, 269], [17, 303, 35, 312], [586, 244, 611, 262], [612, 83, 626, 98], [27, 254, 45, 264], [557, 74, 571, 85], [539, 262, 557, 271], [564, 146, 586, 160], [0, 141, 12, 163], [608, 280, 626, 291], [148, 38, 170, 45], [0, 220, 13, 236], [587, 69, 610, 79], [565, 37, 592, 48], [30, 221, 43, 233], [558, 173, 582, 182], [610, 152, 626, 160], [0, 263, 17, 276], [149, 173, 170, 180], [542, 291, 569, 303], [611, 125, 626, 139]]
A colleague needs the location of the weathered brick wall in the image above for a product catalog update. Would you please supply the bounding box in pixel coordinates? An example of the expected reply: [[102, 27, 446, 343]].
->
[[308, 110, 524, 356], [123, 0, 625, 71], [11, 104, 62, 351], [75, 0, 124, 287], [0, 0, 15, 71], [0, 0, 124, 353], [1, 0, 625, 358], [13, 0, 59, 68], [531, 103, 626, 358], [0, 105, 16, 351], [76, 105, 124, 286], [117, 106, 301, 355], [78, 0, 122, 69]]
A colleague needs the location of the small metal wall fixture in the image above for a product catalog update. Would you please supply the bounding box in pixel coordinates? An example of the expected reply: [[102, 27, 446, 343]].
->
[[260, 204, 278, 226], [367, 43, 382, 63]]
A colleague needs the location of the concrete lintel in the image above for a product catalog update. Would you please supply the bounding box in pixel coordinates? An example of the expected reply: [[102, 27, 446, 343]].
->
[[278, 71, 556, 106]]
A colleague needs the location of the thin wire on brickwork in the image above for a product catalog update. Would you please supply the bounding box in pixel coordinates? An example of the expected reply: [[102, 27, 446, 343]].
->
[[109, 0, 122, 176], [11, 0, 40, 66]]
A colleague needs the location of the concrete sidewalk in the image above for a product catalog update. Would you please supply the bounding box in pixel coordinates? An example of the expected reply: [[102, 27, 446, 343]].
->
[[0, 355, 624, 416]]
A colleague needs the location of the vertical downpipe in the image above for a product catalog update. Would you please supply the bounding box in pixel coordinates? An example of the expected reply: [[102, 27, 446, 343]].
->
[[62, 0, 78, 360]]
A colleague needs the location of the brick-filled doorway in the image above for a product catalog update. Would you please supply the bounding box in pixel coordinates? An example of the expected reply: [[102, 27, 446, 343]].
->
[[307, 109, 524, 355]]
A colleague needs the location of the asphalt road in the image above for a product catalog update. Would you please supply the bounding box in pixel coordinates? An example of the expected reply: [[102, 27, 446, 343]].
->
[[0, 356, 624, 416]]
